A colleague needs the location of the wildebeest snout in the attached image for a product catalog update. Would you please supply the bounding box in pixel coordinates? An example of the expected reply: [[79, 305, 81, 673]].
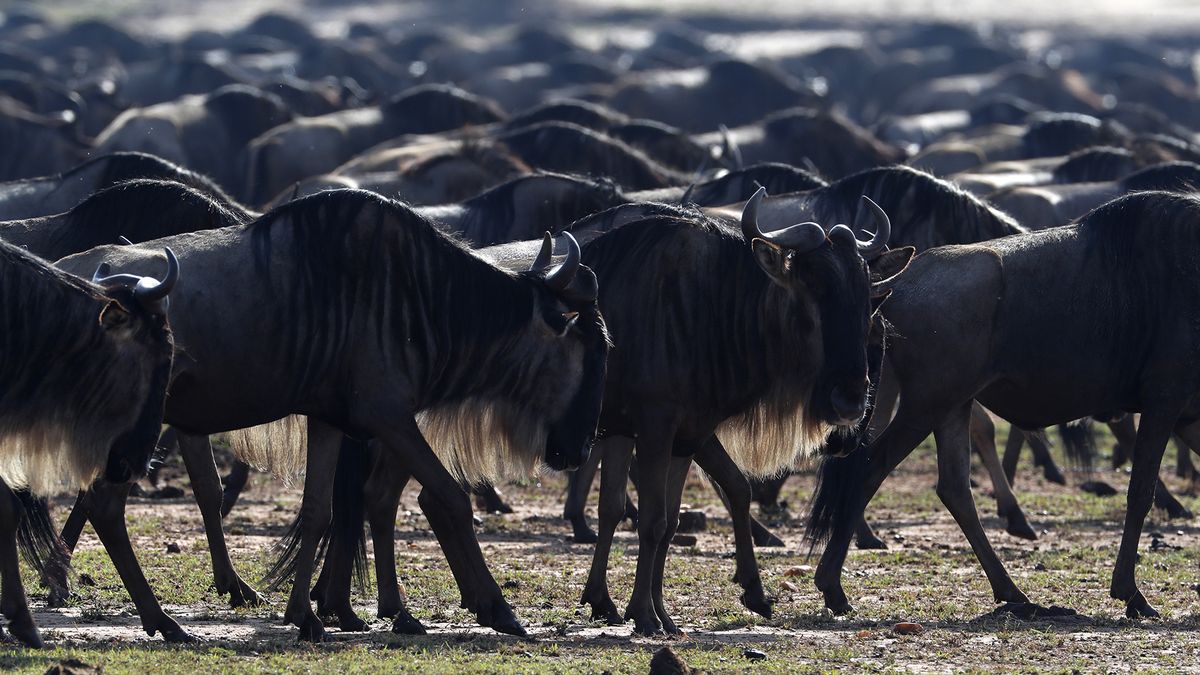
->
[[830, 379, 869, 425]]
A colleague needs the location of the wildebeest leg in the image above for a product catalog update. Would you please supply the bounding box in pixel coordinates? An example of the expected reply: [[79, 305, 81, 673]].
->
[[220, 461, 252, 518], [649, 455, 691, 635], [1152, 476, 1193, 519], [1111, 408, 1178, 619], [473, 483, 514, 514], [580, 436, 634, 624], [814, 417, 935, 614], [624, 421, 679, 636], [934, 403, 1030, 606], [45, 490, 88, 607], [750, 473, 790, 513], [711, 482, 784, 548], [177, 432, 259, 608], [1025, 431, 1066, 485], [1176, 435, 1198, 484], [970, 405, 1035, 540], [378, 415, 524, 636], [564, 443, 603, 543], [1109, 415, 1137, 469], [0, 483, 40, 647], [86, 480, 195, 642], [310, 438, 371, 632], [282, 419, 342, 641], [854, 518, 886, 550], [361, 456, 424, 634], [695, 437, 772, 618], [1001, 429, 1024, 484]]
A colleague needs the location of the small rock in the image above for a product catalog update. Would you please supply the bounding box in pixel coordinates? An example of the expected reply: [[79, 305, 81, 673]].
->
[[783, 565, 813, 578], [78, 573, 96, 587], [649, 646, 691, 675], [856, 629, 871, 638], [165, 542, 181, 554], [676, 511, 707, 533], [780, 580, 799, 592], [502, 579, 520, 589], [742, 648, 767, 661], [893, 621, 923, 635], [671, 534, 697, 547]]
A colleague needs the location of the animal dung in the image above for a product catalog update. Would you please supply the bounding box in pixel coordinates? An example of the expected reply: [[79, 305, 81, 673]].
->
[[671, 534, 698, 547], [649, 646, 692, 675], [676, 510, 707, 533], [742, 648, 767, 660], [893, 622, 924, 635], [783, 565, 813, 577]]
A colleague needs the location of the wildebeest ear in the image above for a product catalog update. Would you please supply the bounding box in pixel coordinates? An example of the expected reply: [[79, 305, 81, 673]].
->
[[99, 301, 132, 330], [871, 288, 892, 312], [751, 238, 788, 281], [869, 246, 915, 286]]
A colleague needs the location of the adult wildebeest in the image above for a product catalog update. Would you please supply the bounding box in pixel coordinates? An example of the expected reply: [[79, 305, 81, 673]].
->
[[809, 191, 1200, 620], [575, 189, 908, 634], [0, 238, 177, 646], [56, 189, 609, 641]]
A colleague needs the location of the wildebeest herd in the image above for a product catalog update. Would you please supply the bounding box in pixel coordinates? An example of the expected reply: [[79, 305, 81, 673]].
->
[[0, 2, 1198, 660]]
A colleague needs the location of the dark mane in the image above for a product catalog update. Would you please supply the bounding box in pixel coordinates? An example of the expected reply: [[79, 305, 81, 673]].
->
[[42, 179, 251, 260], [382, 84, 507, 134], [1022, 113, 1129, 158], [1119, 162, 1200, 193], [499, 121, 687, 190], [608, 120, 711, 172], [503, 99, 629, 133], [457, 173, 627, 246], [56, 152, 245, 214], [1052, 146, 1137, 184], [247, 189, 536, 402], [808, 165, 1024, 250], [1079, 191, 1200, 374], [688, 163, 826, 206]]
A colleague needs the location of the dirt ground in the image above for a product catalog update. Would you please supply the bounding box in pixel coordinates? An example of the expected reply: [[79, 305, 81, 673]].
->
[[0, 424, 1195, 673]]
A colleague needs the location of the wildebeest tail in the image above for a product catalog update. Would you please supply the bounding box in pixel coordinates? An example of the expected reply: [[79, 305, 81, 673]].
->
[[1057, 419, 1096, 472], [14, 488, 70, 582], [261, 436, 368, 593]]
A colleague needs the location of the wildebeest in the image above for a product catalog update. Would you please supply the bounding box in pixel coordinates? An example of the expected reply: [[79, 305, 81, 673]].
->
[[809, 191, 1200, 620], [0, 237, 177, 646], [94, 85, 294, 194], [574, 190, 908, 634], [56, 189, 609, 641], [241, 84, 507, 205]]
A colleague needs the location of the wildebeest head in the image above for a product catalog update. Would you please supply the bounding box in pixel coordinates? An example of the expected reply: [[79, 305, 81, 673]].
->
[[88, 248, 179, 484], [741, 187, 911, 433], [519, 232, 608, 471]]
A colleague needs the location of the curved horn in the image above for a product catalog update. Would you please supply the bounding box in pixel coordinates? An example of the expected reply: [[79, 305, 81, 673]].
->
[[92, 262, 112, 282], [720, 124, 743, 169], [544, 232, 580, 292], [132, 247, 180, 307], [855, 196, 891, 258], [740, 186, 767, 242], [117, 236, 133, 246], [680, 181, 697, 205], [529, 231, 553, 273]]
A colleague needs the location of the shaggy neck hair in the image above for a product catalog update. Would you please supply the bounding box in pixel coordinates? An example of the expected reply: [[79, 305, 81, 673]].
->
[[0, 241, 165, 493]]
